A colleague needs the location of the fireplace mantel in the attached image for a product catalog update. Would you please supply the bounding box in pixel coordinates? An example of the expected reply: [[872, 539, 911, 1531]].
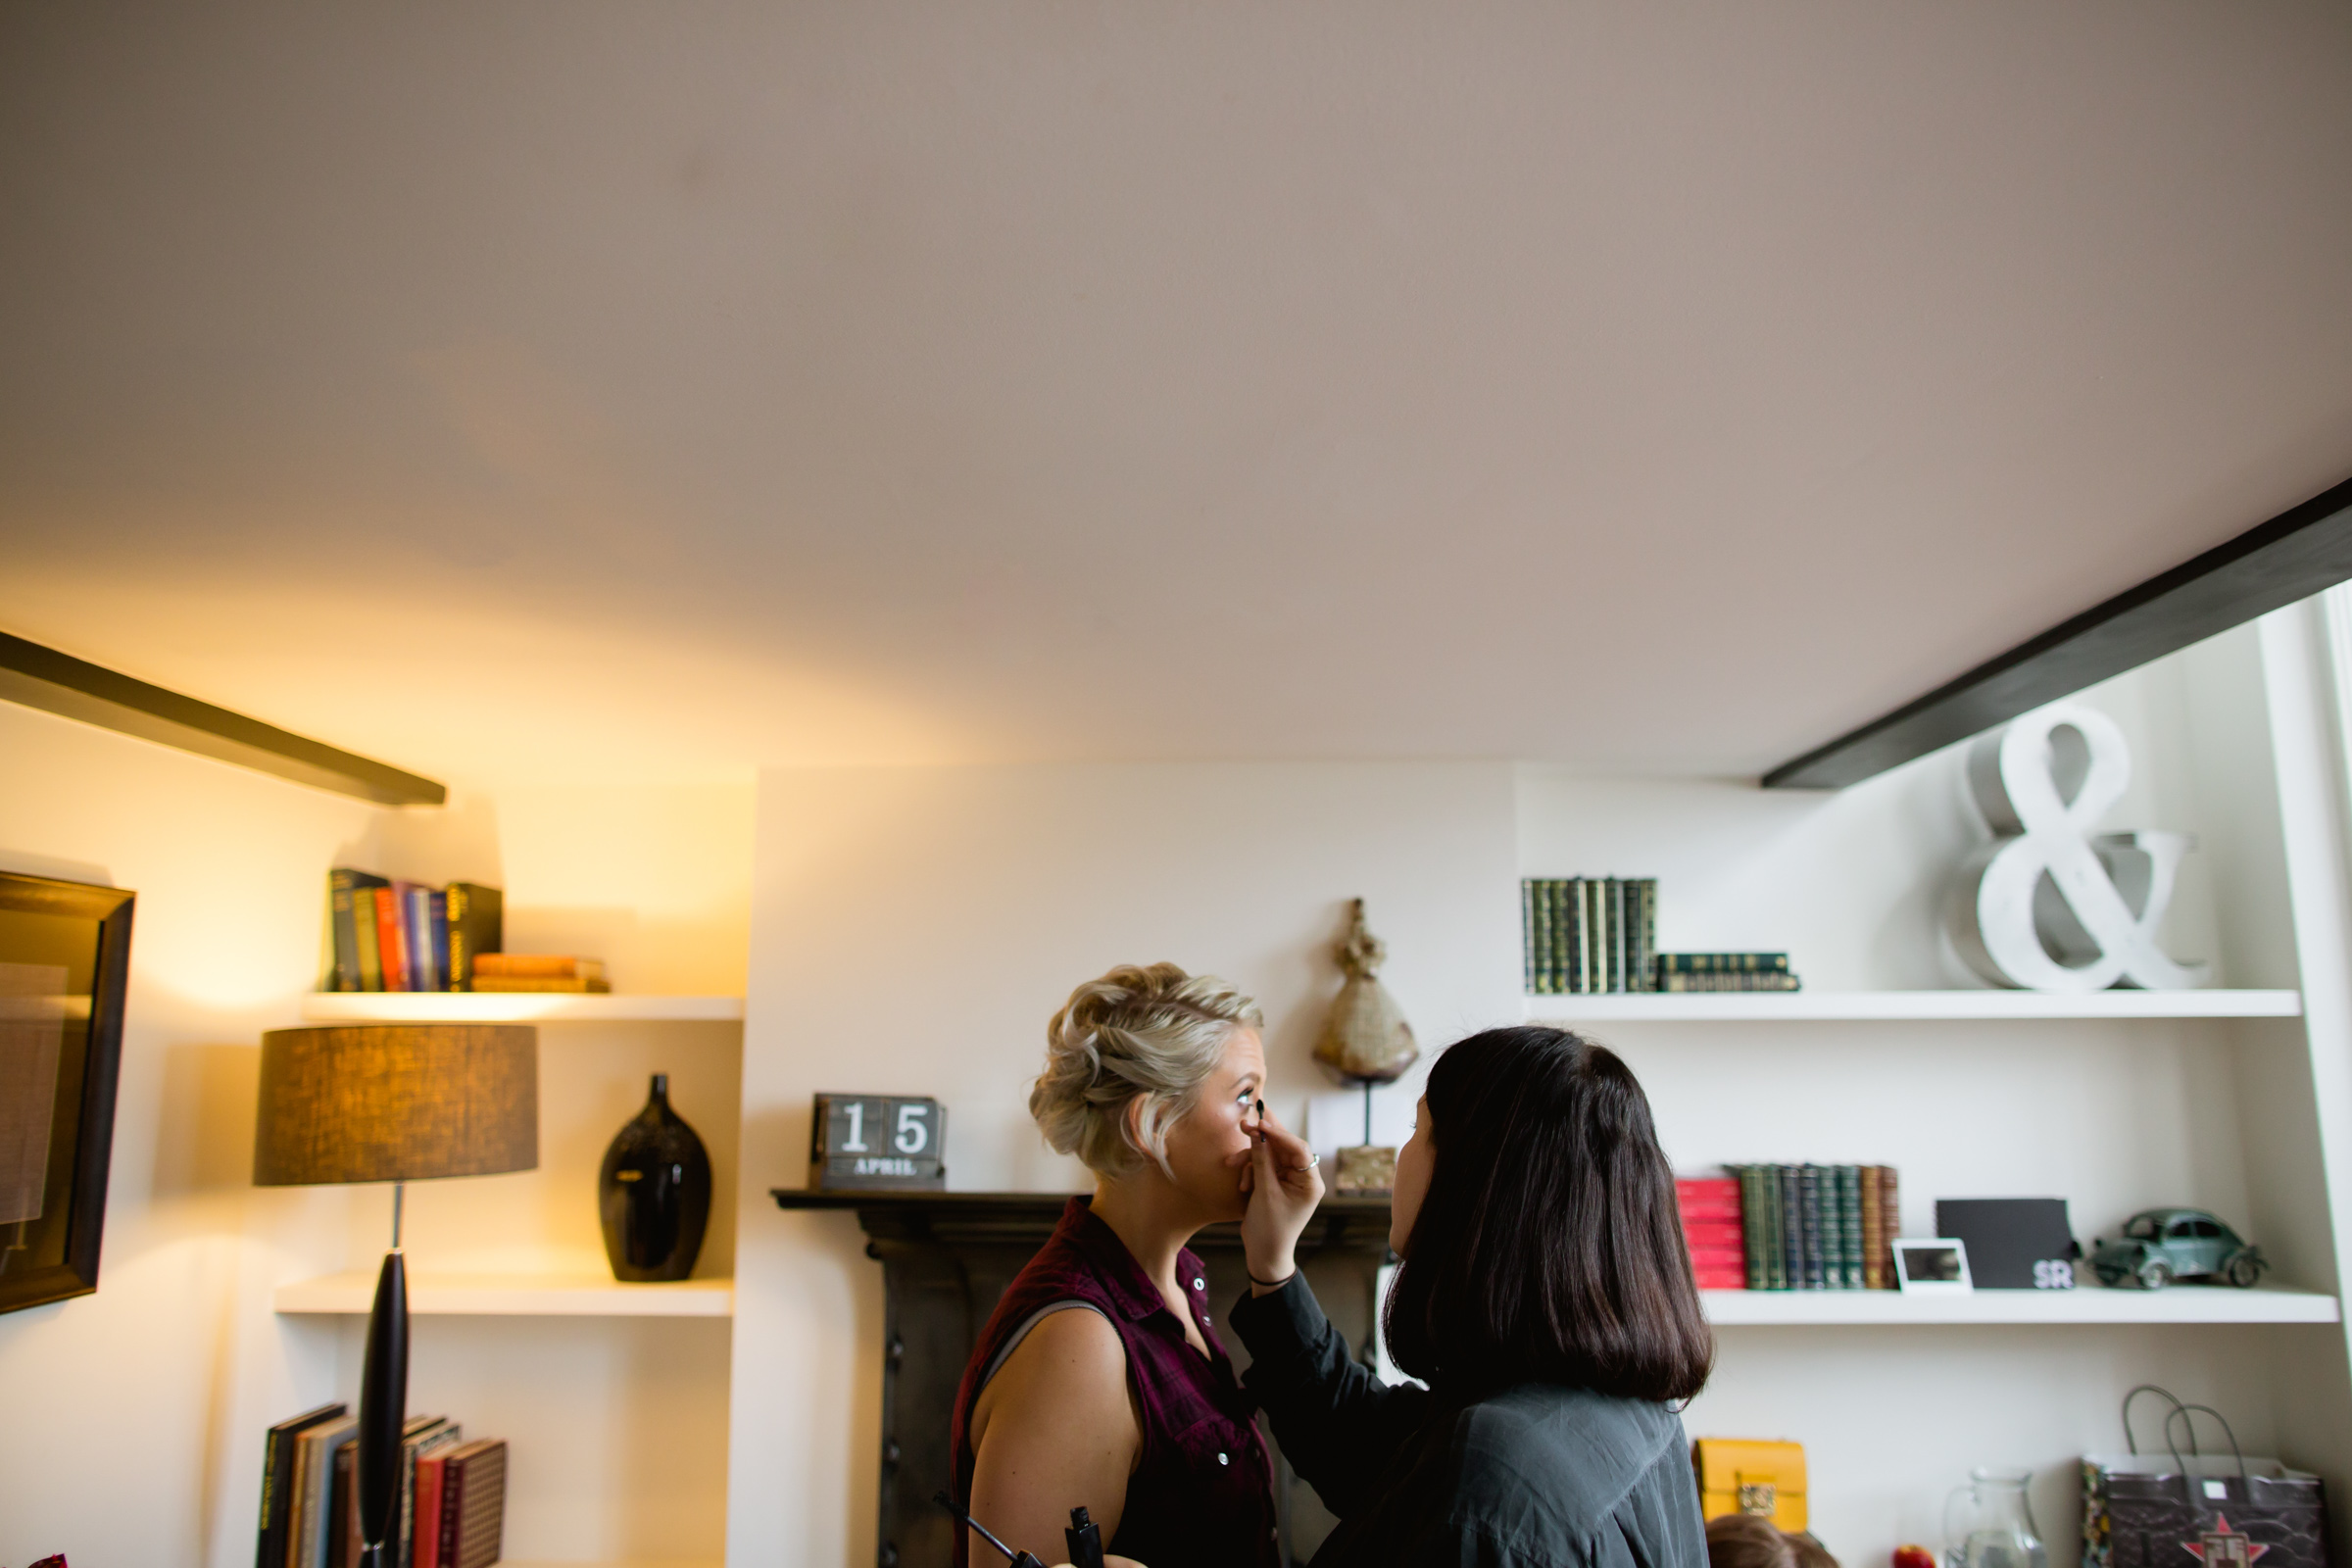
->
[[774, 1188, 1396, 1568]]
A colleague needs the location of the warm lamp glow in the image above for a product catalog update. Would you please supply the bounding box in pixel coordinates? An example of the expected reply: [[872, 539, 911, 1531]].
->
[[253, 1025, 537, 1187]]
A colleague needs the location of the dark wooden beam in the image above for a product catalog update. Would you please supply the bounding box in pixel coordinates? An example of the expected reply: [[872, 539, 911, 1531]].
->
[[0, 631, 446, 806], [1764, 473, 2352, 789]]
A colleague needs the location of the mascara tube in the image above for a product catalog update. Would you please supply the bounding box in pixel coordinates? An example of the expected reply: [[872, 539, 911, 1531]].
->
[[1066, 1506, 1105, 1568]]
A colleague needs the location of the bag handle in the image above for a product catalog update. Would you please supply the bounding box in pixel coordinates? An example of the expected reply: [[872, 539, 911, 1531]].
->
[[2164, 1403, 2249, 1484], [2123, 1385, 2188, 1457]]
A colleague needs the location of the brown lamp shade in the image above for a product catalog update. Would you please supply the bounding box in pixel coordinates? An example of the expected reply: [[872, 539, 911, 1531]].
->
[[253, 1025, 539, 1186]]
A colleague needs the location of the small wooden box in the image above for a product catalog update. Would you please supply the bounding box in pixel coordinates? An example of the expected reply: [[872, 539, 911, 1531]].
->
[[809, 1094, 948, 1191], [1694, 1438, 1807, 1530]]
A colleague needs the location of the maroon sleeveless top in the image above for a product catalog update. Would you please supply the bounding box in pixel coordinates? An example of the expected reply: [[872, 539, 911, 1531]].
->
[[950, 1198, 1280, 1568]]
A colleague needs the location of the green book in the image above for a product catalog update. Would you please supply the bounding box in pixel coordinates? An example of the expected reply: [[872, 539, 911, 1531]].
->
[[1559, 879, 1581, 995], [1657, 953, 1791, 974], [1590, 883, 1608, 992], [1838, 1165, 1865, 1289], [1632, 878, 1657, 992], [1763, 1166, 1788, 1290], [1735, 1166, 1770, 1291], [1604, 878, 1623, 992], [1520, 880, 1538, 994], [351, 880, 384, 991], [1547, 881, 1569, 995], [1821, 1165, 1848, 1290]]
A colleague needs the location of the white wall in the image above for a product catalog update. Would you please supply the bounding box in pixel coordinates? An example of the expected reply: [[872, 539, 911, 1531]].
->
[[729, 761, 1522, 1567], [0, 702, 375, 1568], [1516, 622, 2277, 994]]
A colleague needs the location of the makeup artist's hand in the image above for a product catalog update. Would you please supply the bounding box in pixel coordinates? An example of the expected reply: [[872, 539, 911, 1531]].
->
[[1242, 1103, 1323, 1292]]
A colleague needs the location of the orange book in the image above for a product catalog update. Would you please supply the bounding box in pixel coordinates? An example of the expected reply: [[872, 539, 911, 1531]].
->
[[373, 887, 410, 993], [471, 955, 604, 981]]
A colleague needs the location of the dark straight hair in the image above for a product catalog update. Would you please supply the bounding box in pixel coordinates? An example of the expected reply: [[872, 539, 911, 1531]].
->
[[1383, 1026, 1713, 1401]]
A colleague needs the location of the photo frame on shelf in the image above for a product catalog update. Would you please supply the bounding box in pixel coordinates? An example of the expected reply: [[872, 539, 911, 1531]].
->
[[0, 869, 134, 1314], [1892, 1237, 1974, 1295]]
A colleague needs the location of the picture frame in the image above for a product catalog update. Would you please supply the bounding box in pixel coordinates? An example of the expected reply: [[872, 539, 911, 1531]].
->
[[0, 869, 134, 1314], [1892, 1236, 1975, 1295]]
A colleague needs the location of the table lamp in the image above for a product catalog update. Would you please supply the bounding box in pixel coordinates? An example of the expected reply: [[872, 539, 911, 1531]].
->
[[254, 1024, 538, 1568]]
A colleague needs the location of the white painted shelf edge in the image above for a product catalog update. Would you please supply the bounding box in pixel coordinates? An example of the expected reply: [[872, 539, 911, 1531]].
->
[[299, 993, 745, 1023], [1701, 1286, 2337, 1325], [1524, 989, 2302, 1022], [273, 1270, 735, 1317]]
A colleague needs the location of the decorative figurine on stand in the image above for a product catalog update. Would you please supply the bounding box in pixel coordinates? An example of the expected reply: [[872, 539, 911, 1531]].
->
[[1312, 900, 1419, 1194], [599, 1073, 713, 1282], [1945, 703, 2210, 992]]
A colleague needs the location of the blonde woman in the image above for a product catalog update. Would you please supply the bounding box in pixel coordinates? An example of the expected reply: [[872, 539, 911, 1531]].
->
[[948, 962, 1285, 1568]]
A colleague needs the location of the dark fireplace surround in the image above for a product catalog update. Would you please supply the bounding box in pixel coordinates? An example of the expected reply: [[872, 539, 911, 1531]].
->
[[773, 1189, 1397, 1568]]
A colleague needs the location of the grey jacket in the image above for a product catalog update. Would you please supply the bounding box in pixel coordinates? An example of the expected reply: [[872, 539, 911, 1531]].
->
[[1231, 1276, 1707, 1568]]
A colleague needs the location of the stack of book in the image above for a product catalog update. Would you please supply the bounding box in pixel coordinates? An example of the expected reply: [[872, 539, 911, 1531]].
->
[[1725, 1164, 1899, 1290], [1655, 954, 1801, 993], [1522, 878, 1658, 994], [1676, 1176, 1749, 1289], [256, 1404, 506, 1568], [470, 954, 609, 994], [324, 871, 503, 993]]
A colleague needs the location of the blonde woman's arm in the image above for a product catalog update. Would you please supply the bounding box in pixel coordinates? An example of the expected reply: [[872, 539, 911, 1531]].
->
[[966, 1306, 1142, 1568]]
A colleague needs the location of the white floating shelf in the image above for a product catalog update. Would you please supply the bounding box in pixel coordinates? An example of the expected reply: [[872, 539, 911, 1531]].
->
[[274, 1271, 734, 1317], [1524, 990, 2302, 1023], [1702, 1285, 2337, 1325], [300, 993, 744, 1024]]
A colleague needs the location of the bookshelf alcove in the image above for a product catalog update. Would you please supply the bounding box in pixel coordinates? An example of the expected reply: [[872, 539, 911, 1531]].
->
[[274, 995, 744, 1567], [1506, 608, 2352, 1564]]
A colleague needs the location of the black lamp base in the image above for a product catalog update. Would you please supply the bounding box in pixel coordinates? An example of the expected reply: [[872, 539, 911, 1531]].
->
[[356, 1249, 409, 1566]]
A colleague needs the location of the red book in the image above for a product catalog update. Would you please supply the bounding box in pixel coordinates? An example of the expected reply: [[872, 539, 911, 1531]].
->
[[414, 1451, 450, 1568], [374, 887, 410, 993], [1683, 1217, 1744, 1245], [1676, 1178, 1742, 1217]]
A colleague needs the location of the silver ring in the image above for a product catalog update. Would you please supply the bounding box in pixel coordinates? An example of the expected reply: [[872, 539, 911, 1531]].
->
[[1307, 1152, 1320, 1167]]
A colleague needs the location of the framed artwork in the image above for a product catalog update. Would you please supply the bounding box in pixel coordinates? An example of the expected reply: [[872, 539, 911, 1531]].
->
[[0, 870, 133, 1314], [1892, 1237, 1974, 1295]]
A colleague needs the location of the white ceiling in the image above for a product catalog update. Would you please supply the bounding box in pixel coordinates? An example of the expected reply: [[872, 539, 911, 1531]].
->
[[4, 3, 2349, 788]]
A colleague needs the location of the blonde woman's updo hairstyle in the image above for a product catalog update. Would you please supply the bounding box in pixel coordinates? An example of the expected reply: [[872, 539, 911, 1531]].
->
[[1033, 962, 1263, 1179]]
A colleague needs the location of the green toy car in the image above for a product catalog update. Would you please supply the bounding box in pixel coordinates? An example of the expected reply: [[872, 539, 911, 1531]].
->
[[2089, 1208, 2266, 1289]]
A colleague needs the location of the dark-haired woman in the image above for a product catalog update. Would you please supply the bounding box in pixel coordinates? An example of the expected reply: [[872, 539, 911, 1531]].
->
[[1233, 1026, 1713, 1568]]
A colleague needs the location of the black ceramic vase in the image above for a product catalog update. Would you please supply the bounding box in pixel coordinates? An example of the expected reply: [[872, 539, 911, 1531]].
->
[[599, 1073, 712, 1282]]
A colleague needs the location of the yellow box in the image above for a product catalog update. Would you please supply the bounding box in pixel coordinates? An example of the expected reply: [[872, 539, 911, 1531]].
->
[[1693, 1438, 1807, 1532]]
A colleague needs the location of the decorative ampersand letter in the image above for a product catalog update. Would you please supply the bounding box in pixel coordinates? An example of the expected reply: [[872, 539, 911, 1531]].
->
[[1945, 704, 2209, 992]]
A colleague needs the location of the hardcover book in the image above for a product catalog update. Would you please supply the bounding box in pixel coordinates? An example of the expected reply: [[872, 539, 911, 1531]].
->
[[1734, 1165, 1770, 1291], [443, 882, 503, 992], [292, 1414, 358, 1568], [256, 1402, 346, 1568], [373, 887, 409, 993], [393, 1415, 454, 1568], [437, 1439, 508, 1568], [325, 872, 387, 993], [471, 955, 606, 981], [1524, 883, 1543, 992], [1778, 1163, 1803, 1292], [1860, 1166, 1886, 1289], [1657, 953, 1792, 974], [403, 883, 438, 991], [1876, 1166, 1900, 1287], [1797, 1164, 1826, 1290]]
